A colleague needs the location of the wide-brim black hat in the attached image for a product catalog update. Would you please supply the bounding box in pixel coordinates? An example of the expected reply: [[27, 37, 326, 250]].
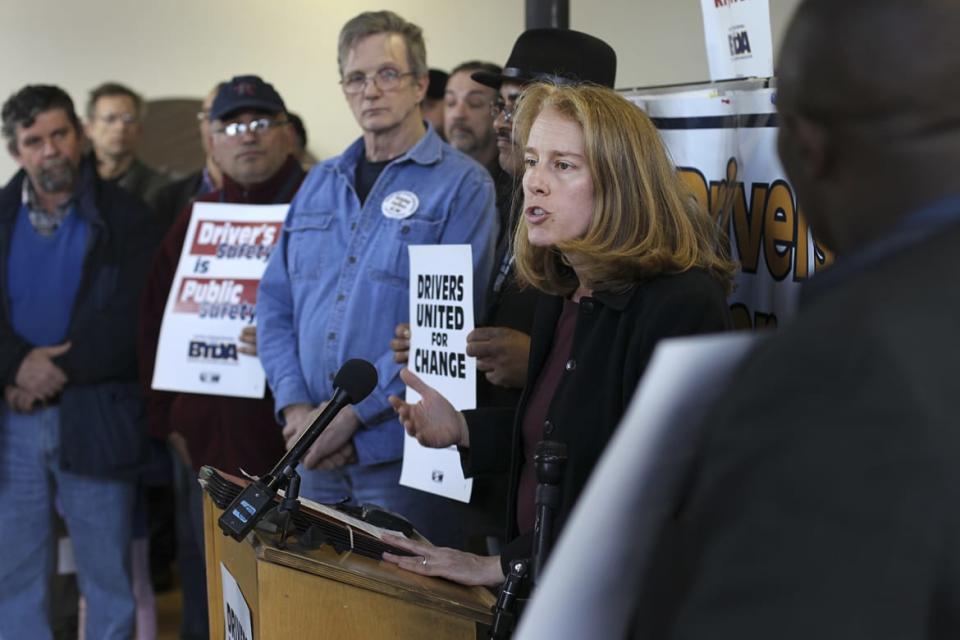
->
[[473, 28, 617, 89]]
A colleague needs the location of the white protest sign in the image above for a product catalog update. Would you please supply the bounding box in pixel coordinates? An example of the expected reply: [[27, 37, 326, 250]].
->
[[700, 0, 774, 80], [220, 563, 253, 640], [399, 245, 475, 503], [152, 202, 288, 398]]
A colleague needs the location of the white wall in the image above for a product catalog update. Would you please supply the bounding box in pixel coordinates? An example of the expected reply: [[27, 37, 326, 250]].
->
[[0, 0, 800, 179]]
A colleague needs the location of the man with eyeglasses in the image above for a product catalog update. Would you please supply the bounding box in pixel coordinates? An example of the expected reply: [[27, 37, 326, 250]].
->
[[138, 74, 302, 639], [85, 82, 169, 211], [257, 10, 496, 548]]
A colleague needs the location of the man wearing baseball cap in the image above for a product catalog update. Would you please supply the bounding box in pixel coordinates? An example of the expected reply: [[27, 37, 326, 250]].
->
[[138, 74, 304, 638]]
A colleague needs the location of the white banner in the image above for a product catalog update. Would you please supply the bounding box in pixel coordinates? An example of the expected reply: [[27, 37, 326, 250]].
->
[[700, 0, 774, 80], [400, 244, 476, 503], [627, 85, 834, 328], [151, 202, 287, 398]]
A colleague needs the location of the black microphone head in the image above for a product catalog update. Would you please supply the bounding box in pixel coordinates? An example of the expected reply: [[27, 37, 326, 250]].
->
[[334, 359, 378, 404]]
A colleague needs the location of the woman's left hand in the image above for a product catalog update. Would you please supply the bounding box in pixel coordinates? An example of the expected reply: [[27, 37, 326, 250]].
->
[[380, 533, 506, 587]]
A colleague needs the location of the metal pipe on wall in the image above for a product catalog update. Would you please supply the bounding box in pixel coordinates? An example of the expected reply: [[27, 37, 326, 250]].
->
[[525, 0, 569, 29]]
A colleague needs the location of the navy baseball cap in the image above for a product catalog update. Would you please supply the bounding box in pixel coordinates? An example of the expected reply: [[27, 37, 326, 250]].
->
[[210, 75, 286, 121]]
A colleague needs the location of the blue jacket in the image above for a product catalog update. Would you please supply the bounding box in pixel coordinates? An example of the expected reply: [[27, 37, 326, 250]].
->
[[258, 127, 497, 465], [0, 160, 160, 479]]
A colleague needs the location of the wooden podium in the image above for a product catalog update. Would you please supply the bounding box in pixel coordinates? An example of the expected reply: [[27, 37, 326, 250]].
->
[[202, 484, 496, 639]]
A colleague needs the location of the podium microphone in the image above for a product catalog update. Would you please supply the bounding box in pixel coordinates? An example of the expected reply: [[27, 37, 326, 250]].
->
[[218, 358, 378, 541], [531, 439, 567, 583]]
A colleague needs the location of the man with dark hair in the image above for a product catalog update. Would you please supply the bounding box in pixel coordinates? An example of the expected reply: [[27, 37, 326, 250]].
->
[[139, 74, 303, 639], [0, 84, 157, 639], [257, 10, 496, 547], [444, 62, 500, 170], [631, 1, 960, 637], [85, 81, 169, 209]]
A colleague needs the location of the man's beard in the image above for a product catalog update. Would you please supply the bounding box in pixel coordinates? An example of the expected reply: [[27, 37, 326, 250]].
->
[[448, 125, 477, 153], [37, 158, 77, 193]]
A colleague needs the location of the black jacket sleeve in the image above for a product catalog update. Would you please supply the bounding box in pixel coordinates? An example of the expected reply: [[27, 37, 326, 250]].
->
[[53, 185, 162, 384]]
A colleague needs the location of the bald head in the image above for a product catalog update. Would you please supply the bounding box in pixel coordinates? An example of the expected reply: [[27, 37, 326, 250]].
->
[[779, 0, 960, 123], [777, 0, 960, 254]]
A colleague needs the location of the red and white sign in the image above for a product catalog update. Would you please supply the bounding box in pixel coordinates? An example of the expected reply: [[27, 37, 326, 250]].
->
[[152, 202, 288, 398]]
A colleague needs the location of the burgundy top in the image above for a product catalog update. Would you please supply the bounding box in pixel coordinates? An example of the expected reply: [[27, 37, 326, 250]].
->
[[137, 156, 304, 475], [515, 298, 578, 533]]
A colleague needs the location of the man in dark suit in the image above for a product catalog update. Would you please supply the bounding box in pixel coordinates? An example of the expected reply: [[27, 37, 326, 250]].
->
[[637, 1, 960, 637]]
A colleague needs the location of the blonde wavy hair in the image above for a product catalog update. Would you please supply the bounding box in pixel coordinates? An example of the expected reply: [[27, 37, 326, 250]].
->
[[512, 83, 736, 296]]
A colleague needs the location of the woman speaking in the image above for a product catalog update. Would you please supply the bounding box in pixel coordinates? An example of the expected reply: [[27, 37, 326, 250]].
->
[[384, 82, 736, 586]]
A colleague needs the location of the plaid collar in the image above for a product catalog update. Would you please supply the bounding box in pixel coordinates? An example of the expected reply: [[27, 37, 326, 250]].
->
[[21, 177, 74, 236]]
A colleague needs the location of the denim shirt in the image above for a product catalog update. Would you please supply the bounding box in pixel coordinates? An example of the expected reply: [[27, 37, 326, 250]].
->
[[257, 126, 497, 465]]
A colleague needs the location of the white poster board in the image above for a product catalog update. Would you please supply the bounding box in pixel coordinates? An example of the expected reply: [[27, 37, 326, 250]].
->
[[516, 333, 758, 639], [220, 562, 253, 640], [399, 245, 476, 503], [152, 202, 287, 398], [700, 0, 774, 80]]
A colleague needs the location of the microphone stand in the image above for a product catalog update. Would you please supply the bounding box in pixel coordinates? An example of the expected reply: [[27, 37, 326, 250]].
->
[[487, 440, 568, 638], [218, 388, 351, 541], [531, 440, 567, 583], [489, 559, 528, 639], [264, 469, 301, 549]]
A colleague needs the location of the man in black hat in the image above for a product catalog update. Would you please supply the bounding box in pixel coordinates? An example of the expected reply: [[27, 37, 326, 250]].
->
[[466, 29, 617, 403], [139, 74, 304, 639]]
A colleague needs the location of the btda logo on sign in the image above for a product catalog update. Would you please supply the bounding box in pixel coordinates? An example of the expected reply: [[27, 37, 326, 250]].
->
[[188, 340, 238, 362], [729, 29, 752, 57]]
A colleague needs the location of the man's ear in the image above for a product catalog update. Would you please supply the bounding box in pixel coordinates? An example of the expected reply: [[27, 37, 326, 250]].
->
[[785, 112, 831, 180], [414, 73, 429, 104]]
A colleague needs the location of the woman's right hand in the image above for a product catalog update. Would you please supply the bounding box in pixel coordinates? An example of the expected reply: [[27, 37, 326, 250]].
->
[[381, 533, 505, 587], [388, 368, 470, 448]]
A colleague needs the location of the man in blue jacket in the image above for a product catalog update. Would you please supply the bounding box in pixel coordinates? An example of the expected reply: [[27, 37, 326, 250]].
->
[[0, 85, 157, 639], [257, 10, 496, 546]]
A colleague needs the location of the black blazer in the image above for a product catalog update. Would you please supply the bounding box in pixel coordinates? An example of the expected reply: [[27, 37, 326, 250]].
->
[[642, 220, 960, 639], [464, 268, 732, 569]]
